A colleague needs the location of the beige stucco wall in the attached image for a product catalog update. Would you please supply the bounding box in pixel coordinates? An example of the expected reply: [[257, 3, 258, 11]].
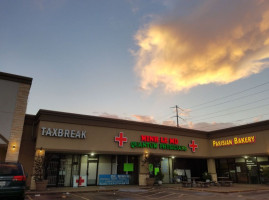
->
[[0, 79, 19, 145], [208, 130, 269, 158], [5, 83, 31, 162], [35, 121, 210, 158], [33, 119, 269, 161]]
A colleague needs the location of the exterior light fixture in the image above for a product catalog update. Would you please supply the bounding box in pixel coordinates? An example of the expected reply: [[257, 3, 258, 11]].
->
[[91, 153, 95, 156], [244, 156, 249, 159], [39, 147, 43, 153], [145, 152, 149, 159], [12, 145, 16, 149], [171, 156, 175, 159]]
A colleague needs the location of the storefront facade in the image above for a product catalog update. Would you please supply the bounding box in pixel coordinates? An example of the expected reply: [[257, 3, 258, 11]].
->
[[209, 124, 269, 184], [17, 110, 269, 188], [1, 72, 269, 188]]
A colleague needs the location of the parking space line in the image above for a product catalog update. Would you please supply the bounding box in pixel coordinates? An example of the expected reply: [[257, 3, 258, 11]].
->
[[71, 193, 91, 200], [143, 191, 167, 198], [26, 195, 33, 200], [118, 191, 152, 199], [153, 192, 177, 199]]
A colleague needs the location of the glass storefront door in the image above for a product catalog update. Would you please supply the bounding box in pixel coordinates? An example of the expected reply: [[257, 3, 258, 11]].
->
[[87, 157, 98, 185], [246, 157, 259, 184], [58, 155, 72, 187], [260, 164, 269, 184]]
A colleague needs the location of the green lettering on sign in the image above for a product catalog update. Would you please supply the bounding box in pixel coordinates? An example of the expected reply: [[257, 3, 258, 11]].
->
[[154, 168, 159, 176], [130, 141, 187, 152], [149, 164, 153, 172]]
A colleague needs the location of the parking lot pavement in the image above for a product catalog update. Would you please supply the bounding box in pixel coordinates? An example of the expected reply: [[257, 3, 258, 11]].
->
[[25, 187, 269, 200]]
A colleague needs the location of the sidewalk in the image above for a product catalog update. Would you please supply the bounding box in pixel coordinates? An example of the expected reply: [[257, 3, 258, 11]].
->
[[26, 183, 269, 195]]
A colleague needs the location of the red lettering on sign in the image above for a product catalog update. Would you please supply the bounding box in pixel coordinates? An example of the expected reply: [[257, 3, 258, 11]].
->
[[169, 138, 178, 144], [140, 135, 158, 143], [160, 137, 168, 144], [141, 135, 147, 142]]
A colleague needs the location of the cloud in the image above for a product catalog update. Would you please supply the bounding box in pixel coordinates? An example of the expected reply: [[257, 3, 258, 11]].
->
[[181, 121, 235, 131], [253, 115, 264, 123], [97, 112, 157, 124], [97, 112, 236, 131], [99, 112, 120, 119], [127, 0, 140, 14], [162, 120, 176, 126], [134, 0, 269, 92], [179, 109, 191, 117], [132, 114, 156, 123]]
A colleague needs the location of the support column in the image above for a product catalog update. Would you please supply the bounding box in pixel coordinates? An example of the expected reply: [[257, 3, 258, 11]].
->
[[207, 158, 217, 182], [30, 149, 46, 190], [138, 154, 149, 186]]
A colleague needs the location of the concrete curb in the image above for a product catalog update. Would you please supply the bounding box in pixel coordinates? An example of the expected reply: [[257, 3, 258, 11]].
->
[[26, 185, 269, 195], [162, 185, 269, 193], [189, 188, 269, 193], [26, 189, 119, 195]]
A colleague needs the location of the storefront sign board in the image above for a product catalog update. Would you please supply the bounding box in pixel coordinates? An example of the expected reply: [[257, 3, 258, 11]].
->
[[99, 174, 129, 185]]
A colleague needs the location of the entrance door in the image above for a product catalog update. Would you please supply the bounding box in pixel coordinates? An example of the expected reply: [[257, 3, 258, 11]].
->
[[246, 157, 259, 184], [87, 157, 98, 185], [46, 154, 60, 187]]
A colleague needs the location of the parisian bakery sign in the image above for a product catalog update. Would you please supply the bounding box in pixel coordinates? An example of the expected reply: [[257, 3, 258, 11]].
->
[[41, 127, 86, 139], [212, 136, 256, 147]]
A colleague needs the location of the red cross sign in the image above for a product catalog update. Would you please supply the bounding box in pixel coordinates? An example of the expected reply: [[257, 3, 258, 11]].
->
[[189, 140, 198, 152], [115, 132, 127, 147], [76, 176, 85, 186]]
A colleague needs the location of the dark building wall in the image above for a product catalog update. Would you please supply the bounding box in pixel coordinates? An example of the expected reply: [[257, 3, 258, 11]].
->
[[0, 146, 7, 161], [174, 158, 207, 177], [18, 115, 36, 187]]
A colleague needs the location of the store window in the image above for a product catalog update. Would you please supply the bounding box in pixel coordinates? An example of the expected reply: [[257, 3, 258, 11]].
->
[[117, 155, 138, 185], [216, 156, 269, 184], [216, 159, 229, 177]]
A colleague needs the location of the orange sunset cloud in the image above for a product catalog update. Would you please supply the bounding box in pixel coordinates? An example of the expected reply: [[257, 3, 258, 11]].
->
[[134, 1, 269, 92]]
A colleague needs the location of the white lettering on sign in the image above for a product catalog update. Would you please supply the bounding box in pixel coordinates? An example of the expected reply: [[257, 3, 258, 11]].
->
[[41, 127, 86, 139]]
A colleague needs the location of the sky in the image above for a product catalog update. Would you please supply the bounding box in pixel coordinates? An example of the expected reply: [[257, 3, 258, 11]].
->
[[1, 0, 269, 131]]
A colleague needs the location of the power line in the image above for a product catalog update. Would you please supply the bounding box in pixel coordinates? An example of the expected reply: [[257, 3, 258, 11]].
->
[[189, 102, 269, 123], [186, 81, 269, 109], [188, 96, 269, 120], [184, 113, 269, 131], [189, 88, 269, 112]]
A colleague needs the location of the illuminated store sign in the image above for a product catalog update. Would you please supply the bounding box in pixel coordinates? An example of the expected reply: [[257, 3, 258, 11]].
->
[[212, 136, 256, 147], [41, 127, 86, 139], [130, 135, 187, 152], [189, 140, 198, 153], [115, 132, 127, 147]]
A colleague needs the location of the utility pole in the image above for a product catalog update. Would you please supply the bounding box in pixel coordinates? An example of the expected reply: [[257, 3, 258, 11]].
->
[[171, 105, 184, 127]]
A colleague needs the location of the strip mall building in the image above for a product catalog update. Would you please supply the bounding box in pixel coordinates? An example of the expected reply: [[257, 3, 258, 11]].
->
[[1, 72, 269, 188]]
